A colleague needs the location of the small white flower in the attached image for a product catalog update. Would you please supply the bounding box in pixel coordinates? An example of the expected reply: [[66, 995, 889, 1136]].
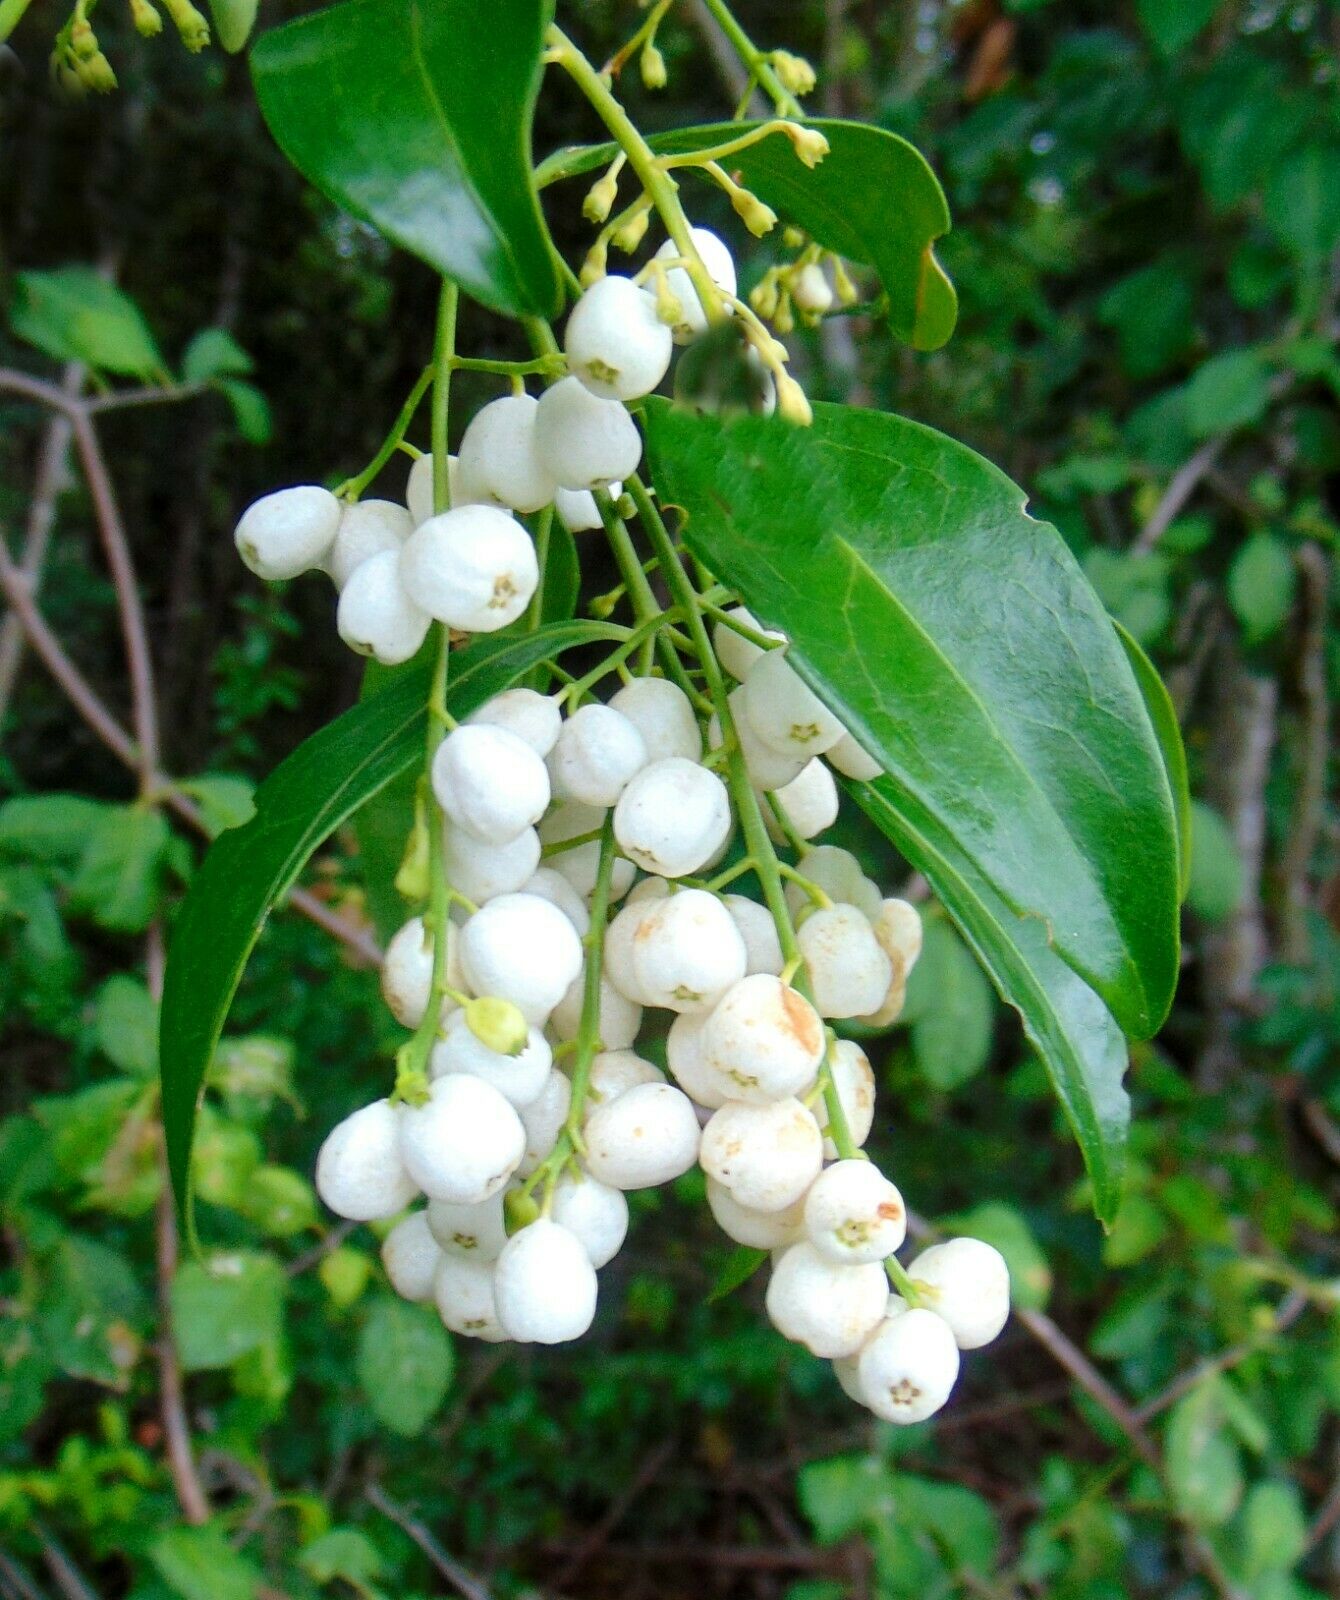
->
[[653, 227, 738, 341], [608, 678, 702, 764], [741, 650, 845, 758], [444, 824, 542, 904], [826, 729, 881, 782], [235, 485, 341, 580], [405, 452, 468, 527], [856, 1304, 960, 1423], [711, 605, 786, 683], [797, 903, 892, 1019], [336, 548, 431, 665], [698, 1097, 823, 1212], [431, 723, 550, 844], [551, 969, 643, 1051], [426, 1189, 509, 1261], [565, 274, 673, 401], [767, 758, 838, 842], [380, 915, 467, 1030], [702, 974, 825, 1102], [551, 1171, 629, 1267], [791, 261, 834, 315], [494, 1217, 598, 1344], [539, 799, 637, 901], [614, 758, 730, 878], [815, 1038, 876, 1159], [398, 1075, 525, 1204], [765, 1242, 889, 1358], [584, 1048, 662, 1111], [602, 884, 667, 1003], [520, 866, 592, 935], [707, 687, 807, 792], [456, 393, 556, 514], [722, 894, 784, 977], [783, 846, 882, 924], [429, 1007, 553, 1108], [665, 1012, 727, 1109], [554, 482, 619, 532], [466, 687, 563, 758], [584, 1081, 701, 1189], [434, 1252, 506, 1341], [803, 1159, 906, 1264], [706, 1177, 805, 1249], [315, 1100, 418, 1221], [381, 1212, 442, 1302], [630, 888, 747, 1012], [549, 703, 649, 808], [399, 504, 538, 632], [533, 376, 642, 492], [907, 1238, 1011, 1350], [325, 498, 414, 590], [458, 892, 584, 1024], [517, 1069, 572, 1176]]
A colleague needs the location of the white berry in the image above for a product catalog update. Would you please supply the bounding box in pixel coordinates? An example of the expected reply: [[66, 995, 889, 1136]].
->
[[706, 1178, 805, 1248], [654, 227, 738, 340], [856, 1305, 960, 1423], [398, 1074, 525, 1204], [609, 678, 702, 763], [429, 1007, 553, 1108], [336, 548, 432, 665], [432, 723, 550, 844], [741, 651, 845, 759], [534, 375, 642, 492], [434, 1253, 506, 1341], [315, 1099, 418, 1221], [551, 1172, 629, 1267], [566, 274, 673, 401], [797, 903, 893, 1019], [549, 703, 648, 809], [459, 893, 583, 1024], [584, 1081, 701, 1189], [235, 485, 341, 580], [907, 1238, 1010, 1350], [399, 504, 538, 632], [614, 758, 730, 878], [326, 498, 414, 589], [495, 1218, 598, 1344], [699, 1097, 823, 1212], [803, 1159, 906, 1264], [631, 888, 747, 1013], [381, 1212, 442, 1302], [456, 393, 556, 514], [426, 1189, 509, 1260], [702, 974, 825, 1103], [466, 687, 562, 757], [765, 1242, 889, 1358]]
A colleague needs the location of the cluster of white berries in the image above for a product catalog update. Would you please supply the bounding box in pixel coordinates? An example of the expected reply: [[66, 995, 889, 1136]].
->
[[312, 641, 1009, 1413], [231, 227, 744, 666], [233, 219, 1009, 1420]]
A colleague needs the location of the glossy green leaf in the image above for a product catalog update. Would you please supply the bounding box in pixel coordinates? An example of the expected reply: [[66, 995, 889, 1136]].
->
[[1228, 530, 1296, 644], [9, 267, 164, 378], [68, 807, 171, 933], [646, 400, 1180, 1039], [706, 1244, 768, 1302], [160, 622, 617, 1224], [1184, 348, 1272, 438], [206, 0, 258, 53], [1165, 1379, 1244, 1528], [1116, 623, 1191, 902], [151, 1525, 264, 1600], [251, 0, 562, 319], [538, 119, 956, 350], [217, 377, 273, 445], [181, 327, 253, 384]]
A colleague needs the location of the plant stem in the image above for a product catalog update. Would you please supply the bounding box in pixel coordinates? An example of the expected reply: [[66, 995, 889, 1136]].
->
[[565, 813, 618, 1123], [696, 0, 801, 115], [547, 24, 727, 325], [0, 0, 35, 42], [339, 365, 432, 500], [431, 282, 458, 516]]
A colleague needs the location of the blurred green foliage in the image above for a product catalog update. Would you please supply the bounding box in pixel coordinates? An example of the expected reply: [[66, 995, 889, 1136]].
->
[[1, 1, 1337, 1597]]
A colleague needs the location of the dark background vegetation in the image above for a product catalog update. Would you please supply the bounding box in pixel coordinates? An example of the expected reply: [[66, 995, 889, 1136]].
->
[[1, 2, 1338, 1597]]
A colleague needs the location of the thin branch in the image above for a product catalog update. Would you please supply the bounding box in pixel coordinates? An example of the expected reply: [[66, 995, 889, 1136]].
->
[[1279, 542, 1330, 961], [365, 1484, 496, 1600], [86, 382, 207, 414], [1132, 438, 1226, 553]]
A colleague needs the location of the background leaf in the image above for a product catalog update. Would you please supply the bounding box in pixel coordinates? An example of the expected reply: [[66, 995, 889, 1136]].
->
[[356, 1297, 453, 1435], [159, 622, 618, 1223], [9, 268, 164, 377], [538, 119, 956, 350], [251, 0, 562, 318], [902, 918, 995, 1089], [1228, 531, 1295, 644], [170, 1251, 286, 1370], [206, 0, 258, 53]]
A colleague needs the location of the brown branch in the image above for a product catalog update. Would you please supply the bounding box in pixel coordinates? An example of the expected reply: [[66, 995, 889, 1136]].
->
[[1279, 543, 1330, 962], [1132, 439, 1226, 554], [554, 1436, 676, 1589], [86, 382, 207, 414], [365, 1484, 497, 1600]]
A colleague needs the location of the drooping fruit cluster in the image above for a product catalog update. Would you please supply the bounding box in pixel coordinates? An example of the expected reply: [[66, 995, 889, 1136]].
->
[[234, 221, 1010, 1422]]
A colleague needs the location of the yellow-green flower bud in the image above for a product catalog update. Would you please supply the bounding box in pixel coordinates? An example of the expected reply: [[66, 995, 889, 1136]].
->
[[770, 49, 817, 96], [394, 789, 432, 903], [775, 371, 813, 426], [465, 995, 530, 1058], [832, 257, 859, 306], [79, 50, 118, 92], [504, 1186, 542, 1234], [580, 238, 608, 289], [583, 171, 619, 225], [130, 0, 163, 35], [162, 0, 210, 51], [729, 186, 778, 238], [612, 206, 650, 253], [783, 124, 830, 170], [640, 41, 667, 90]]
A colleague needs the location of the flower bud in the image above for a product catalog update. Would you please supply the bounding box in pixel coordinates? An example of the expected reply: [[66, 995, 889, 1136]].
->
[[770, 48, 817, 95], [775, 371, 813, 426], [640, 41, 667, 89], [729, 186, 779, 237], [583, 170, 620, 225], [612, 206, 651, 254], [464, 995, 530, 1057], [782, 124, 830, 169], [130, 0, 163, 36]]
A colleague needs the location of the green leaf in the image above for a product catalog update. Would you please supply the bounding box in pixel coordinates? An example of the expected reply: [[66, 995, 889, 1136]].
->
[[1117, 624, 1191, 903], [9, 267, 165, 378], [151, 1525, 263, 1600], [1136, 0, 1221, 56], [539, 119, 956, 351], [797, 1454, 895, 1544], [646, 401, 1179, 1039], [1241, 1481, 1308, 1577], [178, 773, 258, 837], [0, 793, 107, 864], [94, 975, 158, 1076], [1097, 259, 1196, 379], [181, 327, 253, 383], [1264, 138, 1340, 265], [1165, 1379, 1244, 1528], [171, 1250, 286, 1370], [905, 919, 995, 1090], [893, 1476, 1000, 1574], [1184, 349, 1272, 439], [68, 806, 171, 933], [1083, 549, 1171, 647], [37, 1235, 146, 1385], [1228, 531, 1296, 644], [160, 621, 616, 1223], [206, 0, 258, 53], [251, 0, 562, 319], [299, 1529, 386, 1587], [706, 1244, 768, 1302], [356, 1297, 453, 1435], [217, 377, 273, 444], [1187, 800, 1243, 923]]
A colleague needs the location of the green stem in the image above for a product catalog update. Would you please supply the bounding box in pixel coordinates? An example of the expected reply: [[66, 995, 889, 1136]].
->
[[526, 504, 553, 636], [451, 354, 564, 378], [431, 282, 458, 517], [624, 474, 801, 969], [697, 0, 801, 115], [547, 24, 727, 325], [886, 1255, 923, 1307], [338, 366, 432, 501]]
